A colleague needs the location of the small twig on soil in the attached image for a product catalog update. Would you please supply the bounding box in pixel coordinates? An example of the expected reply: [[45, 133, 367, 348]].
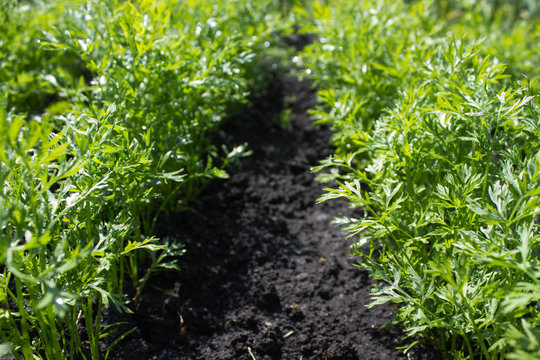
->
[[283, 330, 294, 339], [247, 346, 257, 360]]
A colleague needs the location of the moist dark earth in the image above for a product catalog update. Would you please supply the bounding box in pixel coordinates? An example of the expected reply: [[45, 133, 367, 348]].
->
[[102, 71, 441, 360]]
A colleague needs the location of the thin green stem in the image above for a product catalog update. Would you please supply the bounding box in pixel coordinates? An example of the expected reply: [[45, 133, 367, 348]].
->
[[463, 297, 492, 360], [14, 279, 33, 360], [481, 120, 500, 199], [83, 297, 97, 360], [93, 296, 103, 360]]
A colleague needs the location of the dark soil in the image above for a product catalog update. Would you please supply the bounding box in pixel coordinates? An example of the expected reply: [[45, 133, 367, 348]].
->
[[103, 71, 441, 359]]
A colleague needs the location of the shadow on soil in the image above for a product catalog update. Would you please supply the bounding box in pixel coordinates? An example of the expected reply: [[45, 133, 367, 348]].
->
[[103, 70, 441, 360]]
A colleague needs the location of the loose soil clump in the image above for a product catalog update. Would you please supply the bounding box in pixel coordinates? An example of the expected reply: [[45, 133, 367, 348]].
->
[[104, 73, 440, 360]]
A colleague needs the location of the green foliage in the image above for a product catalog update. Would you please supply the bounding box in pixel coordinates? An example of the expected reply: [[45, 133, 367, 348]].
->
[[431, 0, 540, 94], [0, 104, 162, 359], [0, 0, 88, 114], [0, 0, 290, 358], [301, 0, 540, 358], [42, 0, 291, 218], [295, 0, 437, 162], [426, 0, 540, 22]]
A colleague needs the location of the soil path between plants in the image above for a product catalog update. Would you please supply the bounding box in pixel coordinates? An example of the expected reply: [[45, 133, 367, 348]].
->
[[105, 73, 438, 360]]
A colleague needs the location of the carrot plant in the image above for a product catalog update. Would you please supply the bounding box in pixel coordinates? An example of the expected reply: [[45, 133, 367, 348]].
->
[[0, 102, 165, 359], [0, 0, 88, 114], [1, 0, 291, 358], [429, 0, 540, 94], [43, 0, 289, 225], [299, 0, 540, 358], [295, 0, 436, 164]]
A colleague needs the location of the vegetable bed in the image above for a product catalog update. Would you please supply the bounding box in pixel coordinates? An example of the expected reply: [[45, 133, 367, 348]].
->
[[2, 0, 540, 359], [102, 74, 439, 360]]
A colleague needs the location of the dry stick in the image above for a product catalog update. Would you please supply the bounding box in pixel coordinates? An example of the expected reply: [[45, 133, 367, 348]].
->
[[283, 330, 294, 339], [247, 346, 257, 360]]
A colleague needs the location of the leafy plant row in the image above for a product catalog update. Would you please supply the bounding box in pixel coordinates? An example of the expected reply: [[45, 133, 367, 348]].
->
[[297, 1, 540, 359], [0, 0, 290, 358]]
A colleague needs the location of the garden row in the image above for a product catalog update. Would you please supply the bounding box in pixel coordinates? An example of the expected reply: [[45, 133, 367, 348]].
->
[[0, 0, 290, 358], [3, 0, 540, 359], [296, 0, 540, 359]]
